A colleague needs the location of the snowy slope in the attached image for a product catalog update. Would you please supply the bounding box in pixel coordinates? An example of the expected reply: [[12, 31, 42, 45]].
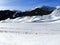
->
[[51, 8, 60, 17], [0, 15, 60, 23]]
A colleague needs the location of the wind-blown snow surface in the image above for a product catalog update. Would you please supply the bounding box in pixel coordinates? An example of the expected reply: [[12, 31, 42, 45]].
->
[[0, 23, 60, 45], [0, 32, 60, 45]]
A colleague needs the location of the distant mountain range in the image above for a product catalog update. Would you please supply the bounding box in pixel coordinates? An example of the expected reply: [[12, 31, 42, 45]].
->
[[0, 6, 59, 21]]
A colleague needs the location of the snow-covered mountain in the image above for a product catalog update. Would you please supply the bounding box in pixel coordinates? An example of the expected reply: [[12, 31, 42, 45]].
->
[[0, 6, 60, 23], [26, 6, 56, 16]]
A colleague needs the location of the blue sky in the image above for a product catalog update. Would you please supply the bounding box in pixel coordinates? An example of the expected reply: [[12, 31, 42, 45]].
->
[[0, 0, 60, 11]]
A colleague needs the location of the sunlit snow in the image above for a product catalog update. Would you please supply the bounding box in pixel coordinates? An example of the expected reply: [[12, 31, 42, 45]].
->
[[0, 6, 60, 45]]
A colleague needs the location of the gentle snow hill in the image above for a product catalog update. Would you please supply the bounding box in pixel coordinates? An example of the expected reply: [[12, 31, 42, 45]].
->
[[0, 15, 57, 23]]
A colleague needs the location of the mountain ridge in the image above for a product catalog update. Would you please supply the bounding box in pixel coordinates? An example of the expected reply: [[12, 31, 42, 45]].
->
[[0, 5, 60, 23]]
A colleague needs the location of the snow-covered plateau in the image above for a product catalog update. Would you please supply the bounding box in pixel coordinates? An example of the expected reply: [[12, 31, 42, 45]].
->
[[0, 6, 60, 45]]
